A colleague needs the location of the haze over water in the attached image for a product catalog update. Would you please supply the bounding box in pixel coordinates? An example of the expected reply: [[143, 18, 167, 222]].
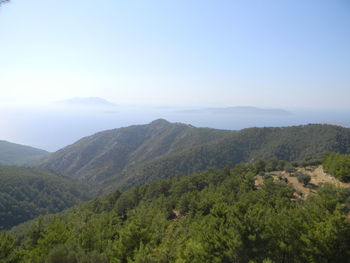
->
[[1, 103, 349, 151], [1, 1, 349, 151]]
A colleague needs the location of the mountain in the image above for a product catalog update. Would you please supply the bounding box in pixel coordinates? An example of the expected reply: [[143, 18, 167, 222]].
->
[[180, 106, 292, 115], [105, 123, 350, 190], [0, 165, 91, 229], [39, 119, 230, 182], [55, 97, 116, 107], [0, 140, 49, 166], [2, 120, 350, 261], [39, 120, 350, 192]]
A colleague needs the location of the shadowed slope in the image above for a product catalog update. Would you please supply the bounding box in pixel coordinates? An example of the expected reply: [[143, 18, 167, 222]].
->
[[0, 140, 48, 166]]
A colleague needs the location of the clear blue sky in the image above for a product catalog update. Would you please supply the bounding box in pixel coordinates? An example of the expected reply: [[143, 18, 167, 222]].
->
[[0, 0, 349, 109]]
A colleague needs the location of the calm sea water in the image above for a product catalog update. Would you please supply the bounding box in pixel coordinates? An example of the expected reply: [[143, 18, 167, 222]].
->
[[1, 105, 349, 151]]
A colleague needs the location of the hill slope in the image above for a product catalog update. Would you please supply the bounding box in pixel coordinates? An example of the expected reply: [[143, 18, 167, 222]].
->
[[0, 165, 91, 229], [0, 140, 48, 165], [5, 165, 350, 262], [105, 123, 350, 190], [39, 119, 230, 182], [39, 120, 350, 191]]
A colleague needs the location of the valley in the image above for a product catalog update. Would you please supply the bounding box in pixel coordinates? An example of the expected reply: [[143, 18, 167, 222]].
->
[[0, 120, 349, 262], [1, 0, 349, 261]]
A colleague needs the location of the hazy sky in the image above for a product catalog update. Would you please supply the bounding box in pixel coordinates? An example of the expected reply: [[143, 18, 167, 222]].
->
[[0, 0, 349, 109]]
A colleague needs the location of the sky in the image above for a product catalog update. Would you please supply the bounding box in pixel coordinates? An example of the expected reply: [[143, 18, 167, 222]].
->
[[0, 0, 349, 109]]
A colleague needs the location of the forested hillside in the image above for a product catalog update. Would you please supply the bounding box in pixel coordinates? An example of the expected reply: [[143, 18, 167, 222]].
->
[[0, 140, 48, 166], [1, 121, 350, 261], [0, 166, 91, 229], [39, 119, 230, 182], [114, 123, 350, 190], [3, 164, 350, 263], [39, 120, 350, 192], [323, 152, 350, 182]]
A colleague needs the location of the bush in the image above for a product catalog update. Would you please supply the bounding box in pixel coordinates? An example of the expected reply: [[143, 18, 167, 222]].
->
[[263, 174, 273, 180]]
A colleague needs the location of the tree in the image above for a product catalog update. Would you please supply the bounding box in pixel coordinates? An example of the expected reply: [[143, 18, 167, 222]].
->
[[323, 153, 350, 182], [0, 232, 20, 262], [2, 165, 350, 262], [254, 160, 266, 173], [265, 158, 279, 172], [297, 173, 311, 186], [284, 163, 296, 173]]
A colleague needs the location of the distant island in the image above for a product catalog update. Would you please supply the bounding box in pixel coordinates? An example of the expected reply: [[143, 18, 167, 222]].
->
[[55, 97, 116, 107], [179, 106, 292, 116]]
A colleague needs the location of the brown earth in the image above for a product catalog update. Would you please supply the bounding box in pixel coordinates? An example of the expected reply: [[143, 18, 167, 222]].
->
[[254, 165, 350, 199]]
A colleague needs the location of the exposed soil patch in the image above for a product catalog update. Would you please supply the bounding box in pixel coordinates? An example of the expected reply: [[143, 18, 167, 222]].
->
[[255, 165, 350, 199], [254, 175, 264, 188]]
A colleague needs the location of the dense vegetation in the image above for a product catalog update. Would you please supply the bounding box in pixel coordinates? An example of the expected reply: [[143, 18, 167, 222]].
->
[[1, 121, 349, 262], [103, 123, 350, 191], [0, 140, 48, 166], [39, 119, 229, 183], [323, 152, 350, 182], [39, 120, 350, 192], [2, 164, 350, 263], [0, 166, 91, 229]]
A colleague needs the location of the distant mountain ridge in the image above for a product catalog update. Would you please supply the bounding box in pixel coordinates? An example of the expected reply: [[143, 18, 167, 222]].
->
[[56, 97, 116, 107], [0, 140, 48, 165], [39, 120, 350, 192], [180, 106, 291, 115]]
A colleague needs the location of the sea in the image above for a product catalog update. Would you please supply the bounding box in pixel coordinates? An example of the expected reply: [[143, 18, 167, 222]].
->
[[0, 105, 349, 152]]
